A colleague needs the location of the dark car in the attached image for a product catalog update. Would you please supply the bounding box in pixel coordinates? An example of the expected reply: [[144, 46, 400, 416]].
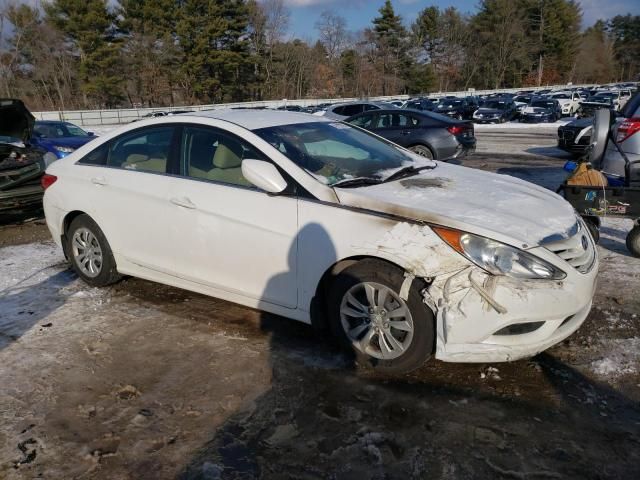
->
[[433, 97, 479, 120], [0, 99, 51, 211], [519, 98, 562, 123], [472, 99, 517, 123], [345, 109, 476, 160], [31, 120, 97, 159], [557, 117, 592, 157], [577, 94, 618, 118], [402, 97, 438, 112]]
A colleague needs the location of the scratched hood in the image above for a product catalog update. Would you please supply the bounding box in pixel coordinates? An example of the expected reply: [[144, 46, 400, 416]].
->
[[334, 162, 577, 247]]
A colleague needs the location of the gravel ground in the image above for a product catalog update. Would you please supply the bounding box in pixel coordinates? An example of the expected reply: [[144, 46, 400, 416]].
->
[[1, 126, 639, 480]]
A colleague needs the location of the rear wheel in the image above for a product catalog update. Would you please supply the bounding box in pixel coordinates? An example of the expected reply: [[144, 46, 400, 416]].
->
[[328, 259, 435, 374], [409, 144, 434, 159], [627, 226, 640, 257], [67, 214, 122, 287]]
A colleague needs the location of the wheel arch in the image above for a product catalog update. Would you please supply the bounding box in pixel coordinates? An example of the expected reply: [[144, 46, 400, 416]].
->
[[310, 254, 428, 331], [60, 210, 91, 259]]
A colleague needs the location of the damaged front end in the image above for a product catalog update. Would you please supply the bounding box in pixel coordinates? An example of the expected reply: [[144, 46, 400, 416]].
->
[[0, 99, 52, 212]]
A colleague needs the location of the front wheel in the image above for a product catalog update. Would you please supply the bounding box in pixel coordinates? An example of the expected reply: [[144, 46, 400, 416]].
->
[[409, 144, 434, 159], [328, 259, 435, 374], [627, 226, 640, 257], [67, 214, 122, 287]]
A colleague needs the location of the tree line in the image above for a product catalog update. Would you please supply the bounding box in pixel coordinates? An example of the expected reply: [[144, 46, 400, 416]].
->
[[0, 0, 638, 111]]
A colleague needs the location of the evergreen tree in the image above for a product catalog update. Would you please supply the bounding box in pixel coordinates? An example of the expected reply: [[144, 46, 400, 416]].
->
[[176, 0, 254, 103], [372, 0, 412, 95], [607, 15, 640, 81], [45, 0, 123, 108]]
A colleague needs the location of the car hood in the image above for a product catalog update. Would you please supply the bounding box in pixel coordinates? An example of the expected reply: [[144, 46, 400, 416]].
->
[[36, 136, 95, 149], [475, 108, 504, 115], [0, 99, 34, 143], [553, 98, 571, 106], [334, 162, 577, 247]]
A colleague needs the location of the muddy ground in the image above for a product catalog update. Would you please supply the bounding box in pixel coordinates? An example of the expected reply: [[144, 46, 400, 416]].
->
[[1, 130, 639, 480]]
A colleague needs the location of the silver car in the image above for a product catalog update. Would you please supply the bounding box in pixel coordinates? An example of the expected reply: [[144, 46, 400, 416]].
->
[[600, 92, 640, 186], [319, 101, 398, 120]]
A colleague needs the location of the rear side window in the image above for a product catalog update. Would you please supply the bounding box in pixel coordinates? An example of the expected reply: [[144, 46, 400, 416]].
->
[[108, 127, 174, 173], [375, 113, 418, 128], [349, 114, 377, 128], [363, 104, 379, 112], [78, 143, 108, 166], [342, 104, 364, 116]]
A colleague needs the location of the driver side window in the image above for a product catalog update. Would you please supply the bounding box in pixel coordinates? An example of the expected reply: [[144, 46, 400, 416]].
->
[[180, 126, 265, 188]]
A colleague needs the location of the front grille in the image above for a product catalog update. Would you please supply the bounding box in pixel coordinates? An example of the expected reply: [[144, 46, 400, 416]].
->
[[543, 222, 596, 274]]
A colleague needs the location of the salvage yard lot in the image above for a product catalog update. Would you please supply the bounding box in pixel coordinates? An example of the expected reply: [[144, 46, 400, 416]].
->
[[1, 128, 639, 479]]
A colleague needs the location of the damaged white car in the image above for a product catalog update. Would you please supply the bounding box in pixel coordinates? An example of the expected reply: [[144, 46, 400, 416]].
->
[[42, 111, 598, 373]]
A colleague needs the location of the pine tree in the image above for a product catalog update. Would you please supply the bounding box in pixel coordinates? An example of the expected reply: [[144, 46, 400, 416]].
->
[[45, 0, 124, 108], [372, 0, 412, 95], [177, 0, 254, 103]]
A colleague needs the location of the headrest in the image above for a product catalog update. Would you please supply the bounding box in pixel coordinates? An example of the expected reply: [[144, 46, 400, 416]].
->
[[213, 142, 242, 169]]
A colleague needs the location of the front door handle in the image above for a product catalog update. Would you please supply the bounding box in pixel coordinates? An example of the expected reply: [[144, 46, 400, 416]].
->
[[170, 197, 196, 209], [91, 177, 107, 186]]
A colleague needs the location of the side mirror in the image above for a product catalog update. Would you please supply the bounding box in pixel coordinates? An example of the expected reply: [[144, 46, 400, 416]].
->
[[88, 132, 95, 136], [241, 159, 287, 194], [588, 108, 612, 169]]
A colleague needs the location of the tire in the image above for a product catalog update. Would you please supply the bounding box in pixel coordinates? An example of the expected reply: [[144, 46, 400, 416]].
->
[[67, 214, 122, 287], [583, 216, 600, 243], [327, 259, 435, 374], [409, 144, 434, 159], [626, 226, 640, 258]]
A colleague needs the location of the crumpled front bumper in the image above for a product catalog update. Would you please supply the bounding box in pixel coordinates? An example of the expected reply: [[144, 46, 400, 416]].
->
[[429, 240, 598, 363]]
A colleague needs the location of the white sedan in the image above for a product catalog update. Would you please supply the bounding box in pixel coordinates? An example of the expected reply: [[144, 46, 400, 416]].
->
[[42, 110, 598, 373]]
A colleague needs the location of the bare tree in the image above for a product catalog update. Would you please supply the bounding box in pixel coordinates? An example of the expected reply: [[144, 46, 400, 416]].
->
[[315, 10, 348, 61]]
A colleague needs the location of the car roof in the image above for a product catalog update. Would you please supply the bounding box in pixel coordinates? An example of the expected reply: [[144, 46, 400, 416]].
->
[[188, 108, 331, 130]]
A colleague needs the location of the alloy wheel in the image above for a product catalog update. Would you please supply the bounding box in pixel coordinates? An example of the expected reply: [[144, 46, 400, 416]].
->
[[339, 282, 414, 360], [71, 227, 103, 278]]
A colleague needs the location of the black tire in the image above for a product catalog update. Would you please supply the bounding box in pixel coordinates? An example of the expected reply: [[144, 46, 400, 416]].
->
[[583, 216, 600, 243], [626, 226, 640, 258], [67, 214, 122, 287], [327, 259, 435, 374]]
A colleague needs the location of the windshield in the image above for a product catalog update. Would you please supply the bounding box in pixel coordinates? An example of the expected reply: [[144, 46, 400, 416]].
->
[[440, 99, 463, 107], [253, 122, 427, 186], [531, 101, 554, 108], [550, 93, 570, 99], [480, 101, 507, 109], [34, 122, 89, 138], [514, 96, 531, 102]]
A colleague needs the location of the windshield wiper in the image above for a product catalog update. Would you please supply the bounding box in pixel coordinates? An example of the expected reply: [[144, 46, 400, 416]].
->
[[332, 177, 382, 188], [383, 164, 436, 183]]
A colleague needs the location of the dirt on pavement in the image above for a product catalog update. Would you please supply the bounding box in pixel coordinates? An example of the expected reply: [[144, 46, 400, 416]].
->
[[1, 133, 639, 479]]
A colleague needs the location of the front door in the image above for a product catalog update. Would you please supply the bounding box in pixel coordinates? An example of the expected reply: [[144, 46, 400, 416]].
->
[[166, 125, 299, 308]]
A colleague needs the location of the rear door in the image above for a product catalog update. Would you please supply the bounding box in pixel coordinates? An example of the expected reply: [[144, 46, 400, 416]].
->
[[372, 112, 419, 146], [75, 125, 179, 272]]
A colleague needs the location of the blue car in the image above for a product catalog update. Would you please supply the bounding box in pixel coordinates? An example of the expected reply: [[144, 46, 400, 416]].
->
[[31, 121, 97, 158]]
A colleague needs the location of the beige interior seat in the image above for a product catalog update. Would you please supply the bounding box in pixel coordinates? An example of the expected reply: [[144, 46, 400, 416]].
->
[[206, 141, 251, 186]]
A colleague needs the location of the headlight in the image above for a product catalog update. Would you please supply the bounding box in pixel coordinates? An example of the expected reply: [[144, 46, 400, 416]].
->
[[53, 145, 75, 153], [433, 227, 566, 280]]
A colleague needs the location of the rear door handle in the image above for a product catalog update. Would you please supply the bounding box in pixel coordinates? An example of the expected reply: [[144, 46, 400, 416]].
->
[[91, 177, 107, 186], [170, 197, 196, 209]]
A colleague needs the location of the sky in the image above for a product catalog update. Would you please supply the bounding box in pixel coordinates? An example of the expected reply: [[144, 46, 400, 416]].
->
[[274, 0, 640, 40]]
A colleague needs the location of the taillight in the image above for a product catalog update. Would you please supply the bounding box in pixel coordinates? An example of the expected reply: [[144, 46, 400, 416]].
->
[[616, 117, 640, 143], [41, 174, 58, 190], [447, 125, 464, 136]]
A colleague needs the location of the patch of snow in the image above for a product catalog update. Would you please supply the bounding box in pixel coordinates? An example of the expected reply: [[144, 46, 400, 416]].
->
[[591, 338, 640, 377]]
